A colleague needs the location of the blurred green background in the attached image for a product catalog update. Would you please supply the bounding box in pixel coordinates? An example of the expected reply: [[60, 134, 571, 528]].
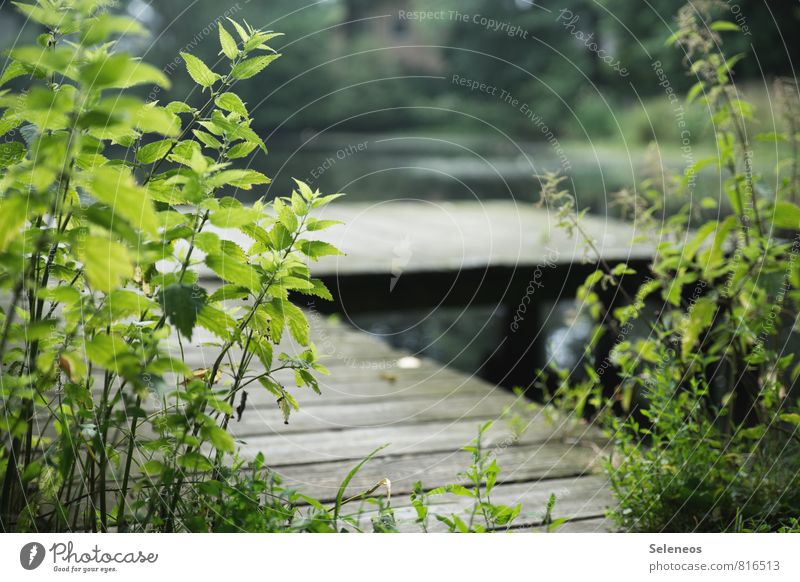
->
[[2, 0, 797, 208]]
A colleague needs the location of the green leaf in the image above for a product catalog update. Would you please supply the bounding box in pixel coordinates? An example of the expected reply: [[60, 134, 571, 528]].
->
[[115, 60, 171, 89], [226, 141, 257, 160], [160, 284, 207, 340], [136, 139, 173, 165], [0, 195, 28, 252], [779, 413, 800, 426], [205, 254, 260, 291], [105, 290, 159, 321], [298, 240, 345, 260], [218, 23, 238, 60], [208, 169, 271, 190], [140, 460, 165, 477], [710, 21, 740, 32], [681, 297, 716, 359], [85, 333, 131, 368], [204, 425, 235, 453], [282, 300, 309, 345], [231, 54, 281, 80], [772, 201, 800, 230], [197, 304, 237, 340], [86, 166, 159, 236], [305, 218, 343, 232], [181, 52, 220, 88], [274, 198, 298, 232], [334, 445, 388, 524], [79, 236, 134, 293], [208, 205, 260, 228], [215, 92, 247, 117]]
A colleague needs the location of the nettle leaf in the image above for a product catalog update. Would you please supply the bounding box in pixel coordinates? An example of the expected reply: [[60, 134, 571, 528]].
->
[[772, 201, 800, 230], [231, 54, 281, 80], [218, 23, 238, 60], [203, 424, 235, 453], [298, 240, 345, 260], [207, 169, 270, 190], [298, 278, 333, 301], [86, 166, 159, 236], [208, 205, 261, 228], [215, 92, 247, 117], [0, 141, 26, 168], [305, 218, 343, 232], [280, 300, 309, 345], [115, 61, 171, 89], [197, 304, 237, 340], [136, 139, 173, 165], [226, 141, 257, 160], [0, 195, 29, 252], [205, 254, 260, 291], [104, 290, 159, 321], [160, 284, 207, 340], [180, 52, 220, 88], [85, 333, 132, 369], [681, 297, 717, 360], [79, 236, 134, 293]]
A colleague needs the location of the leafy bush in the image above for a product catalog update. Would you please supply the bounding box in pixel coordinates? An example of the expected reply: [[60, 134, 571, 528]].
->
[[0, 1, 560, 534], [543, 1, 800, 532], [0, 0, 345, 532]]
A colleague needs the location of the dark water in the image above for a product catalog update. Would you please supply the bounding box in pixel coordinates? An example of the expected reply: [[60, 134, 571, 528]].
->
[[254, 133, 717, 382]]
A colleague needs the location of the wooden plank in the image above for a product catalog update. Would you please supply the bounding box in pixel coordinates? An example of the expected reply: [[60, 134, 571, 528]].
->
[[236, 416, 597, 466], [229, 393, 516, 436], [200, 201, 655, 278], [272, 441, 603, 502], [343, 475, 612, 532]]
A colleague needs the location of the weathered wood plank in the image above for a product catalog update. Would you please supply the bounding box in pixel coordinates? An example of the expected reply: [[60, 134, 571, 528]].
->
[[202, 201, 655, 277], [344, 475, 612, 532], [236, 416, 595, 466], [272, 441, 603, 503]]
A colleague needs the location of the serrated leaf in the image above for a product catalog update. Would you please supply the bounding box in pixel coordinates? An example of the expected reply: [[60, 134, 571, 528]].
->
[[79, 236, 134, 293], [226, 141, 257, 160], [298, 240, 345, 260], [207, 169, 270, 190], [772, 201, 800, 230], [281, 300, 309, 345], [181, 52, 219, 88], [205, 254, 260, 291], [160, 284, 207, 340], [197, 304, 237, 340], [86, 166, 159, 236], [204, 425, 234, 453], [218, 23, 238, 60], [136, 139, 172, 164], [215, 92, 247, 117], [305, 218, 343, 231], [231, 54, 281, 80], [0, 196, 28, 252]]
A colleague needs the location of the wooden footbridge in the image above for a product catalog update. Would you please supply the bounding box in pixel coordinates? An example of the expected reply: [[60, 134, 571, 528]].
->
[[196, 200, 654, 531]]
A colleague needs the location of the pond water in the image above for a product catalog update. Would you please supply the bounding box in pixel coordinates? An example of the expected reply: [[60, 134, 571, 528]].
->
[[254, 133, 719, 387]]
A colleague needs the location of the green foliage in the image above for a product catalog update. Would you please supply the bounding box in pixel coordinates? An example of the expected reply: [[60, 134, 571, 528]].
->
[[543, 2, 800, 532], [0, 0, 343, 532]]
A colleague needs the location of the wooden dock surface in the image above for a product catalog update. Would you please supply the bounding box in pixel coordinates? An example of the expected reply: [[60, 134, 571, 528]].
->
[[185, 313, 614, 532], [209, 200, 654, 277]]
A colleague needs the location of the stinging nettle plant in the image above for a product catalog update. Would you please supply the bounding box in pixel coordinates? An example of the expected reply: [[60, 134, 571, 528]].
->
[[0, 0, 346, 532], [541, 0, 800, 532]]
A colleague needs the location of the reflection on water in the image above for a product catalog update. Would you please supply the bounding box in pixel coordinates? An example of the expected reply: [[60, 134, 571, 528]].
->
[[347, 300, 593, 386]]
